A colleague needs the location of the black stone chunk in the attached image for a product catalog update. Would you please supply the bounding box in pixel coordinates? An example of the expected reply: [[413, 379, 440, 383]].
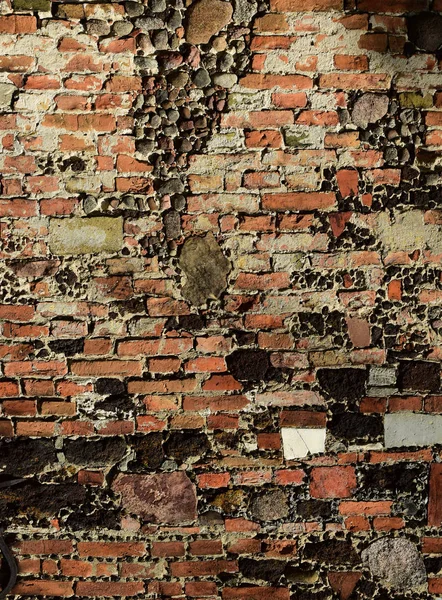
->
[[226, 349, 270, 381], [129, 433, 164, 470], [239, 558, 286, 583], [95, 378, 126, 395], [407, 12, 442, 52], [317, 368, 367, 402], [297, 500, 333, 519], [0, 439, 57, 477], [360, 464, 428, 497], [0, 482, 86, 518], [64, 438, 127, 467], [398, 360, 440, 392], [164, 431, 210, 463], [303, 540, 359, 565], [329, 413, 383, 443], [49, 338, 84, 356]]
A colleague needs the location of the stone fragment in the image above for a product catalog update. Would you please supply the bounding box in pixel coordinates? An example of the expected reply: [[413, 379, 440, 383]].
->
[[376, 211, 442, 255], [211, 489, 246, 513], [233, 0, 257, 23], [0, 482, 86, 519], [317, 368, 367, 403], [351, 93, 389, 129], [398, 360, 440, 392], [163, 210, 181, 239], [226, 349, 270, 381], [179, 232, 230, 306], [408, 12, 442, 52], [399, 92, 433, 109], [64, 438, 127, 467], [113, 472, 197, 524], [86, 19, 111, 36], [193, 68, 211, 87], [250, 489, 289, 521], [164, 431, 210, 463], [368, 366, 396, 387], [186, 0, 233, 45], [303, 540, 359, 566], [361, 538, 426, 590], [239, 559, 286, 583], [125, 1, 144, 17], [281, 428, 326, 460], [346, 316, 370, 348], [49, 217, 123, 256], [13, 0, 50, 9], [329, 413, 383, 444], [212, 73, 238, 88], [328, 572, 362, 600], [0, 439, 57, 477], [129, 434, 164, 470], [112, 21, 134, 36], [285, 567, 319, 584], [385, 413, 442, 448], [0, 84, 15, 109]]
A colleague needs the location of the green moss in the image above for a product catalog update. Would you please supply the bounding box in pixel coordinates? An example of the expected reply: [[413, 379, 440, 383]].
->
[[399, 92, 433, 109]]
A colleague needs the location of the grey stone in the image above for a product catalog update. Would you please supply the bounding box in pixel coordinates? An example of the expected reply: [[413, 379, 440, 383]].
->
[[125, 1, 144, 17], [158, 178, 184, 194], [376, 211, 442, 255], [112, 472, 197, 524], [352, 93, 389, 129], [233, 0, 257, 23], [164, 210, 181, 239], [151, 0, 166, 11], [368, 366, 396, 387], [85, 19, 111, 36], [168, 71, 189, 88], [112, 21, 134, 36], [212, 72, 237, 88], [179, 232, 231, 306], [152, 29, 169, 50], [193, 68, 211, 88], [385, 413, 442, 448], [362, 538, 426, 590], [0, 83, 15, 108], [136, 16, 163, 30], [186, 0, 233, 45], [408, 12, 442, 53], [250, 489, 289, 521], [49, 217, 123, 256]]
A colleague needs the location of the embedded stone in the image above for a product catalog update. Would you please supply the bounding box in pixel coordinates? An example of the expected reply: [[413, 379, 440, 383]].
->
[[250, 489, 289, 521], [164, 431, 210, 463], [211, 489, 246, 513], [64, 438, 127, 467], [212, 73, 238, 88], [112, 472, 197, 524], [376, 211, 442, 255], [49, 217, 123, 256], [129, 434, 164, 470], [179, 232, 230, 306], [351, 93, 389, 129], [399, 92, 433, 109], [281, 428, 326, 460], [13, 0, 50, 9], [186, 0, 233, 45], [163, 210, 181, 239], [408, 12, 442, 52], [317, 368, 367, 403], [0, 439, 57, 477], [398, 360, 440, 392], [233, 0, 257, 23], [328, 572, 362, 600], [303, 540, 359, 566], [0, 84, 15, 109], [385, 413, 442, 448], [362, 538, 426, 590], [226, 349, 270, 381], [239, 559, 286, 583]]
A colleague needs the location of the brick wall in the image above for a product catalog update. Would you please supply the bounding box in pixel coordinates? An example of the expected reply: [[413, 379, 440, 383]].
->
[[1, 0, 442, 597]]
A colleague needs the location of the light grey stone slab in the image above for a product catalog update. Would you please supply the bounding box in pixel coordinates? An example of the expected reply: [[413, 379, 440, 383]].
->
[[385, 413, 442, 448], [368, 366, 397, 387], [49, 217, 123, 256]]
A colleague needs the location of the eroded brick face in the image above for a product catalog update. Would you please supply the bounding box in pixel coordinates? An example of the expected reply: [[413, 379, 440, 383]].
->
[[1, 0, 442, 597]]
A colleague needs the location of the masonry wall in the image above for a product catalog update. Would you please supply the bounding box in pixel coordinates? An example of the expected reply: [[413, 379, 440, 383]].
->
[[1, 0, 442, 598]]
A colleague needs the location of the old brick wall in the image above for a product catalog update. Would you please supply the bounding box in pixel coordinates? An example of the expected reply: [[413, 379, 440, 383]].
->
[[1, 0, 442, 597]]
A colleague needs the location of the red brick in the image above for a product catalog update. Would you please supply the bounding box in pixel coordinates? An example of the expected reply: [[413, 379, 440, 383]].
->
[[310, 467, 357, 499]]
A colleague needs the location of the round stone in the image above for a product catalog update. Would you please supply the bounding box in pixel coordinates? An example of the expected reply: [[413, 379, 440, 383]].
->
[[212, 72, 237, 88]]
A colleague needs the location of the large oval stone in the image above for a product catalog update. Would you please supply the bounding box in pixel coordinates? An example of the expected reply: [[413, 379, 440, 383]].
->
[[186, 0, 233, 45]]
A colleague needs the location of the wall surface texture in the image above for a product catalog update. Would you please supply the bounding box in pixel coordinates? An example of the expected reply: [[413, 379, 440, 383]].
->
[[2, 0, 442, 597]]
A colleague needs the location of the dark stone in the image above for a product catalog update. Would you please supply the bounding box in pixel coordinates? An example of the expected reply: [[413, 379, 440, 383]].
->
[[64, 438, 127, 467], [0, 439, 57, 477], [317, 368, 367, 403], [297, 500, 333, 520], [211, 489, 246, 513], [164, 431, 210, 463], [96, 395, 134, 414], [95, 378, 126, 395], [425, 557, 442, 574], [179, 233, 231, 306], [360, 464, 428, 497], [163, 210, 181, 239], [199, 510, 224, 525], [0, 482, 86, 519], [398, 361, 440, 392], [239, 558, 286, 583], [66, 507, 120, 531], [303, 540, 359, 566], [129, 434, 164, 470], [49, 338, 84, 356], [407, 12, 442, 52], [329, 413, 383, 443], [249, 489, 289, 521], [226, 349, 270, 382]]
